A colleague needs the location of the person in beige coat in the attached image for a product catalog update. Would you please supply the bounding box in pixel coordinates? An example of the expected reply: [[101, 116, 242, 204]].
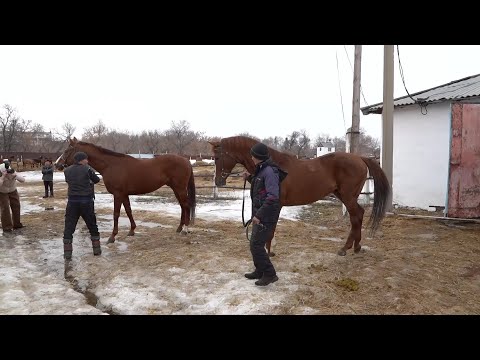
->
[[0, 161, 25, 233]]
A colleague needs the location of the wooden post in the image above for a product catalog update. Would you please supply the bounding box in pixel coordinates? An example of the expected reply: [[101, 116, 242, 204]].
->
[[349, 45, 362, 155], [344, 45, 362, 216], [382, 45, 394, 212]]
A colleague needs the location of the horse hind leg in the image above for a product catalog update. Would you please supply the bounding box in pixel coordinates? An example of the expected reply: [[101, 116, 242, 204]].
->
[[334, 191, 365, 256], [172, 187, 189, 234], [265, 224, 278, 257], [123, 196, 136, 236]]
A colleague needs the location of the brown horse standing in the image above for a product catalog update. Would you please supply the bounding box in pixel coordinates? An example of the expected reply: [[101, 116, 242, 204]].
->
[[209, 136, 391, 256], [23, 158, 37, 169], [55, 138, 196, 243]]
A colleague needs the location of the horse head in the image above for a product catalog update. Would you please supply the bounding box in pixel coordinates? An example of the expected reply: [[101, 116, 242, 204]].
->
[[55, 137, 79, 169], [208, 140, 238, 187]]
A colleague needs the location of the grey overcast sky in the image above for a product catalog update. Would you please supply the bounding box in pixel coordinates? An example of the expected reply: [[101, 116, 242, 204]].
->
[[1, 45, 479, 141]]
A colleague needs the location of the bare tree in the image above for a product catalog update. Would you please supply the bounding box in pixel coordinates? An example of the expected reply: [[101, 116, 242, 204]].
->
[[358, 128, 380, 157], [82, 120, 109, 145], [296, 129, 311, 157], [141, 130, 164, 154], [313, 133, 331, 147], [0, 104, 22, 152], [261, 136, 283, 150], [165, 120, 201, 155], [123, 133, 140, 154], [282, 131, 300, 153], [331, 136, 346, 152], [104, 130, 122, 151], [53, 122, 76, 141]]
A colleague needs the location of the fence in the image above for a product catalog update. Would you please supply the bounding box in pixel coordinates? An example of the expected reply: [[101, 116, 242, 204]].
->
[[192, 163, 247, 200]]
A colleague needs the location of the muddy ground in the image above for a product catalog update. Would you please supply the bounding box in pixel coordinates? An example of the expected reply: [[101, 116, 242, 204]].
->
[[9, 166, 480, 314]]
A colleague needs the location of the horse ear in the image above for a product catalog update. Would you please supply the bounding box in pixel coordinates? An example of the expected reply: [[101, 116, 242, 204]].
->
[[68, 138, 74, 145], [73, 137, 78, 142], [208, 141, 219, 147]]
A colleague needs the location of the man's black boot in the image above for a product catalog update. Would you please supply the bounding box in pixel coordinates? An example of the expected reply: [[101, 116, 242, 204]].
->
[[92, 238, 102, 256], [244, 271, 262, 280], [255, 274, 279, 286], [63, 239, 73, 260]]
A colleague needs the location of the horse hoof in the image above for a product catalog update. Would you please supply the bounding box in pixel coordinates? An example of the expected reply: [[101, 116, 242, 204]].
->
[[107, 238, 115, 244], [181, 230, 188, 235], [268, 252, 276, 257], [354, 246, 362, 253], [127, 232, 135, 236], [337, 249, 347, 256]]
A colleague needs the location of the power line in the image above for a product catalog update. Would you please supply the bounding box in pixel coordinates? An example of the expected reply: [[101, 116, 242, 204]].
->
[[335, 49, 347, 133], [343, 45, 369, 107], [397, 45, 428, 115]]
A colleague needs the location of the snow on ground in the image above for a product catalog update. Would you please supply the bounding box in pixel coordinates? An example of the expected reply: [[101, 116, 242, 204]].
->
[[1, 170, 314, 315]]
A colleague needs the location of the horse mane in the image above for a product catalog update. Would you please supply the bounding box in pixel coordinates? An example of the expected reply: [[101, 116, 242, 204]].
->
[[77, 141, 128, 158], [222, 136, 296, 163]]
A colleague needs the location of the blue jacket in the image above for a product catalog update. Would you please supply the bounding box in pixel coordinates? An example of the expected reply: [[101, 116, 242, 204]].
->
[[248, 158, 287, 223]]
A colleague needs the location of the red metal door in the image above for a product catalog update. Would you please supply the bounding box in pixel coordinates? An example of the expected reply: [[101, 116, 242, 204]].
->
[[448, 103, 480, 218]]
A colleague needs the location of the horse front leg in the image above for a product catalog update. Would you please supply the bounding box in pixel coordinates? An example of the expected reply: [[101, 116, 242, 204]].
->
[[123, 196, 136, 236], [107, 196, 122, 243]]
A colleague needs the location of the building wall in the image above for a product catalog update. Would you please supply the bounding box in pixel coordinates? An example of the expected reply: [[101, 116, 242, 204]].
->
[[316, 146, 335, 157], [392, 102, 451, 210]]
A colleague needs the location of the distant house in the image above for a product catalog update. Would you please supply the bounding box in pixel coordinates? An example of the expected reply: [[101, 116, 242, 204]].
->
[[316, 141, 335, 157], [361, 73, 480, 218]]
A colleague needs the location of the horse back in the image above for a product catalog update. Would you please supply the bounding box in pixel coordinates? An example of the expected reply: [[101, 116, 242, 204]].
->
[[278, 152, 368, 206]]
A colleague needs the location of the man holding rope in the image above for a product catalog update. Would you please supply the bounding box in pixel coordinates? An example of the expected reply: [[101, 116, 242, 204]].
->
[[243, 142, 287, 286]]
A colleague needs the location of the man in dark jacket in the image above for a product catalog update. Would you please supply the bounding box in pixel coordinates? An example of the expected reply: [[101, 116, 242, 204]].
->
[[41, 160, 54, 198], [62, 151, 101, 260], [243, 142, 287, 286]]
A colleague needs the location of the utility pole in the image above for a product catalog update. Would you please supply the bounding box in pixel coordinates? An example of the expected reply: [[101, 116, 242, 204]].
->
[[382, 45, 394, 211], [347, 45, 362, 155], [344, 45, 362, 216]]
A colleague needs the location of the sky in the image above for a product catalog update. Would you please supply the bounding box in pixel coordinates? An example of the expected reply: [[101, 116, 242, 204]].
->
[[0, 170, 314, 315], [1, 45, 480, 142]]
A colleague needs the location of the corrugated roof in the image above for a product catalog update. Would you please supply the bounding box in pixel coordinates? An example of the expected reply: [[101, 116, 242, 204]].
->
[[361, 73, 480, 115]]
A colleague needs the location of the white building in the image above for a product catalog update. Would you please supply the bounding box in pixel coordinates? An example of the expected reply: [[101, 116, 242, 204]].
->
[[361, 73, 480, 218], [316, 141, 335, 157]]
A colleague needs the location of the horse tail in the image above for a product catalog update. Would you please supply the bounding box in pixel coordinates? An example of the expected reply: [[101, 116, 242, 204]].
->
[[361, 157, 391, 235], [187, 164, 196, 225]]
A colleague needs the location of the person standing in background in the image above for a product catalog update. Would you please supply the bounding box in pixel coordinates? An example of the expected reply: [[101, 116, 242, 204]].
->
[[0, 160, 25, 233], [42, 160, 54, 198]]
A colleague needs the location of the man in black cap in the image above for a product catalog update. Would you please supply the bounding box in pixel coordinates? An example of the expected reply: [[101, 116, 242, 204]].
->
[[243, 142, 287, 286], [62, 151, 101, 260]]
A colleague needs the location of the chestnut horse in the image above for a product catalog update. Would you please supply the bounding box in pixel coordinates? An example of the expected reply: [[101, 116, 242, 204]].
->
[[209, 136, 391, 256], [55, 138, 196, 243]]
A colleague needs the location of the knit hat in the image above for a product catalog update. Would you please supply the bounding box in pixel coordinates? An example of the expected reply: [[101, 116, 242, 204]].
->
[[250, 142, 269, 161], [73, 151, 88, 163]]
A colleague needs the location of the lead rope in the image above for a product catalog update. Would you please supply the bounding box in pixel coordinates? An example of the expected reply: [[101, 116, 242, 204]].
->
[[241, 177, 252, 240]]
